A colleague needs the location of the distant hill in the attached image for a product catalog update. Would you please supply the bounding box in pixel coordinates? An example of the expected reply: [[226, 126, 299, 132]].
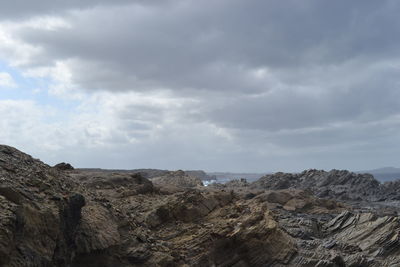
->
[[357, 167, 400, 182]]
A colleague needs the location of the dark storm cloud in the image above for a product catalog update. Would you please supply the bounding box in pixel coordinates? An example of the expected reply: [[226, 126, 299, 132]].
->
[[206, 65, 400, 131], [12, 0, 400, 92], [0, 0, 171, 19]]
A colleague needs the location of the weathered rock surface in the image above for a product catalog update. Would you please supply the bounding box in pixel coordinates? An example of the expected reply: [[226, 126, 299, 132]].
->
[[221, 178, 250, 188], [2, 145, 400, 266], [150, 170, 204, 189], [256, 189, 347, 214], [251, 169, 387, 201], [69, 170, 155, 197], [0, 145, 82, 266], [54, 162, 74, 171]]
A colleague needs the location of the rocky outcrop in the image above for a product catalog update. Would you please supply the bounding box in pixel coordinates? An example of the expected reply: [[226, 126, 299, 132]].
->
[[326, 211, 400, 257], [143, 191, 297, 266], [3, 145, 400, 266], [0, 145, 83, 266], [0, 145, 297, 266], [54, 162, 74, 171], [252, 169, 385, 201], [256, 189, 346, 214], [381, 180, 400, 200], [150, 170, 204, 189], [317, 211, 400, 266]]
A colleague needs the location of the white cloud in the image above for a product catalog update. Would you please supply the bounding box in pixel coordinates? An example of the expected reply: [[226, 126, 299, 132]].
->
[[0, 72, 16, 88]]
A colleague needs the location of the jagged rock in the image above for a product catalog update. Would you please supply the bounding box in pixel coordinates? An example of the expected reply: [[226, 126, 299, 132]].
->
[[146, 190, 233, 227], [4, 144, 400, 266], [326, 211, 400, 256], [71, 171, 155, 197], [257, 190, 293, 205], [344, 254, 373, 267], [204, 199, 297, 266], [149, 197, 297, 266], [0, 145, 84, 266], [75, 204, 120, 253], [257, 189, 346, 214], [381, 180, 400, 200], [252, 169, 386, 201], [54, 162, 74, 171]]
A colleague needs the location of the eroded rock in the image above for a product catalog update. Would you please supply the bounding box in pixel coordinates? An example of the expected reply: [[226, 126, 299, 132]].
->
[[2, 145, 400, 266]]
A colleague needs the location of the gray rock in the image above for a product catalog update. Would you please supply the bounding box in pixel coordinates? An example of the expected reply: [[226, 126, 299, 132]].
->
[[251, 169, 391, 201]]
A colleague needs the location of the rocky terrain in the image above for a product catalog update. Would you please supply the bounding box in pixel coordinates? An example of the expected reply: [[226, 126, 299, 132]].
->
[[358, 167, 400, 182], [2, 145, 400, 266], [150, 170, 204, 189], [251, 169, 400, 201]]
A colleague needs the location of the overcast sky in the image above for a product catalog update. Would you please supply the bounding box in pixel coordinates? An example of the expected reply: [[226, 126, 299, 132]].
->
[[0, 0, 399, 172]]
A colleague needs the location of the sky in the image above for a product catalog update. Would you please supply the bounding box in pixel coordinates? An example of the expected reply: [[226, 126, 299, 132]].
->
[[0, 0, 400, 172]]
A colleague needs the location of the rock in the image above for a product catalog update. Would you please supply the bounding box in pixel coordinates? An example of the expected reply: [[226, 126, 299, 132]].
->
[[75, 204, 120, 253], [0, 196, 18, 266], [151, 170, 204, 188], [72, 171, 155, 197], [251, 169, 386, 201], [256, 189, 346, 214], [344, 254, 373, 267], [126, 247, 151, 264], [257, 190, 293, 205], [0, 186, 23, 204], [146, 190, 233, 227], [4, 144, 400, 266], [54, 162, 74, 171], [322, 239, 336, 249], [0, 145, 84, 266], [224, 178, 249, 187], [205, 199, 297, 266], [326, 212, 400, 257]]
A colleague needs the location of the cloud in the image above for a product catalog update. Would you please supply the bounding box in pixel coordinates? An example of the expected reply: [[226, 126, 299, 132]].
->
[[0, 94, 240, 170], [6, 0, 399, 91], [0, 0, 165, 19], [1, 0, 400, 171], [0, 72, 16, 88]]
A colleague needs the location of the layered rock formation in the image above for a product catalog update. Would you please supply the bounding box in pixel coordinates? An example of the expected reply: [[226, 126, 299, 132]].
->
[[2, 145, 400, 266], [251, 169, 389, 201], [0, 145, 83, 266]]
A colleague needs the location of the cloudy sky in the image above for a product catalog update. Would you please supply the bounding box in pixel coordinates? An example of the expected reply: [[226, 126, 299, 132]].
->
[[0, 0, 399, 172]]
